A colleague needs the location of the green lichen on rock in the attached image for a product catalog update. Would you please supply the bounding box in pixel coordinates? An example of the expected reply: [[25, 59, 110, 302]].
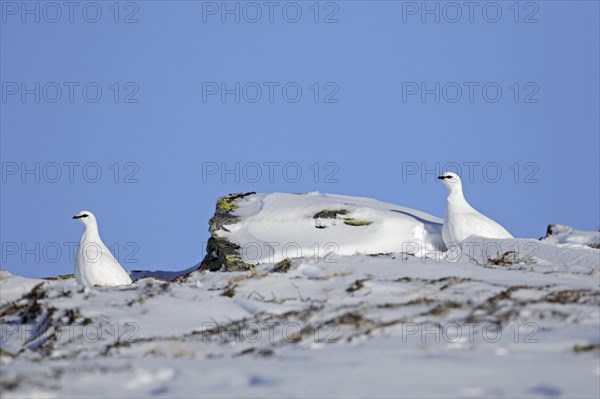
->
[[313, 209, 349, 219], [199, 192, 256, 272], [343, 218, 373, 226], [0, 348, 14, 358], [202, 234, 249, 273], [217, 194, 244, 212], [209, 193, 255, 235], [225, 253, 242, 264], [573, 344, 600, 353]]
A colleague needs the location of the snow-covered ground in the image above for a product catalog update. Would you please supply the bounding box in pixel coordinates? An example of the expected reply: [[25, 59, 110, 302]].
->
[[1, 193, 599, 398]]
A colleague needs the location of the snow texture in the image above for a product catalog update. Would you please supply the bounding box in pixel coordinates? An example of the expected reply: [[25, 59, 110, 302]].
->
[[1, 193, 599, 398], [219, 192, 445, 262]]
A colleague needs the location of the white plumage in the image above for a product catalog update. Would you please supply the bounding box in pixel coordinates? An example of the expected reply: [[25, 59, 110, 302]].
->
[[73, 210, 132, 286], [438, 172, 513, 246]]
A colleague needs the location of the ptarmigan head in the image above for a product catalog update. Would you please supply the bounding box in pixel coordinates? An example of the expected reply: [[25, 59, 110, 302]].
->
[[437, 172, 462, 191], [73, 210, 97, 228]]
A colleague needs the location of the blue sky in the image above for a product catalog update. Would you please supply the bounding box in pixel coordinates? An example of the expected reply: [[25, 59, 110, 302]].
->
[[1, 1, 599, 277]]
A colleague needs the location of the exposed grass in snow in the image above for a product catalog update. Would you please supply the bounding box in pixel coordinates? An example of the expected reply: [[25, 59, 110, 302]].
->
[[1, 237, 599, 398], [573, 344, 600, 353], [42, 274, 75, 281], [343, 218, 374, 226]]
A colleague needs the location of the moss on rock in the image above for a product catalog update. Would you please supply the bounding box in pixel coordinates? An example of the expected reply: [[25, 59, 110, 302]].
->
[[199, 192, 256, 272], [343, 218, 373, 226], [573, 343, 600, 353]]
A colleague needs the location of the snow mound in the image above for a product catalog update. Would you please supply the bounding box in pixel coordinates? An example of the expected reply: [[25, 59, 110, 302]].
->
[[218, 192, 444, 264], [541, 224, 600, 249], [457, 236, 600, 275], [0, 270, 46, 306]]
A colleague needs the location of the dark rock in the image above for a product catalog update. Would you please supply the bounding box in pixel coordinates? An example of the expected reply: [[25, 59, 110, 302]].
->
[[42, 274, 75, 281], [346, 279, 367, 293], [199, 192, 256, 272], [273, 259, 292, 273], [541, 224, 571, 240], [313, 209, 348, 219]]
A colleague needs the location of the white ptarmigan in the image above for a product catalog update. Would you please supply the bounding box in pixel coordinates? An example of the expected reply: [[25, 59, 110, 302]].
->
[[73, 211, 132, 286], [438, 172, 513, 246]]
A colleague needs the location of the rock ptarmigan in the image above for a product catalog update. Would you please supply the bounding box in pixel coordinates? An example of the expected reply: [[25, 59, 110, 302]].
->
[[73, 211, 132, 286], [438, 172, 513, 246]]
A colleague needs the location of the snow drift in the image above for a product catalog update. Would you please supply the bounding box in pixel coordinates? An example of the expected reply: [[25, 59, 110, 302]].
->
[[200, 192, 445, 271]]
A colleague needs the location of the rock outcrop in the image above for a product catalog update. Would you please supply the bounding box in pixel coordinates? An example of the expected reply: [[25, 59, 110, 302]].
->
[[199, 192, 256, 272], [198, 191, 445, 271]]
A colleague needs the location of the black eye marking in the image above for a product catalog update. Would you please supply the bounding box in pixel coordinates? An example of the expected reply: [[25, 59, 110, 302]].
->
[[81, 214, 89, 218]]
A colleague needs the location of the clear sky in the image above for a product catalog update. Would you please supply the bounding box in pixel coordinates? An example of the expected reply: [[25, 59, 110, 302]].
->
[[1, 1, 599, 278]]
